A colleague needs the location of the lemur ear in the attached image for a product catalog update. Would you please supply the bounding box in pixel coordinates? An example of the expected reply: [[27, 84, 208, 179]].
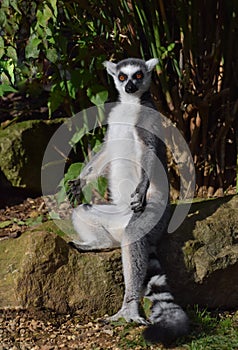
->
[[145, 58, 159, 72], [103, 61, 117, 76]]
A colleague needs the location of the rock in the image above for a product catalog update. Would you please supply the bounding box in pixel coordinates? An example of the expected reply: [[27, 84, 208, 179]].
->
[[0, 221, 123, 316], [0, 195, 238, 315], [0, 119, 65, 196], [159, 194, 238, 309]]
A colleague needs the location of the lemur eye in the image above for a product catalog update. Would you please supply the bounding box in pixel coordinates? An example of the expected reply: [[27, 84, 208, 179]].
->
[[118, 73, 127, 82], [136, 72, 143, 80]]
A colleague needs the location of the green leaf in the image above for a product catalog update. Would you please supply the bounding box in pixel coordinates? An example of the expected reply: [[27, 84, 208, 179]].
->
[[0, 84, 17, 97], [56, 177, 67, 204], [46, 47, 58, 63], [79, 177, 108, 204], [10, 0, 21, 14], [142, 297, 152, 319], [0, 37, 4, 59], [94, 176, 108, 197], [0, 59, 15, 85], [36, 4, 53, 27], [13, 219, 25, 225], [25, 36, 41, 59], [87, 86, 108, 106], [0, 11, 7, 27], [25, 216, 43, 226], [91, 90, 108, 106], [81, 183, 93, 203], [2, 0, 9, 7], [56, 188, 66, 204], [48, 83, 66, 116], [69, 126, 88, 147], [0, 220, 12, 228], [66, 79, 77, 99], [6, 46, 17, 62], [91, 138, 103, 154], [64, 163, 84, 183], [46, 0, 58, 17], [49, 211, 61, 220], [167, 43, 175, 51]]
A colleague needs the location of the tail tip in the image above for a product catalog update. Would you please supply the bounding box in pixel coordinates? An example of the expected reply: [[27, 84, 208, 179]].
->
[[143, 319, 190, 346]]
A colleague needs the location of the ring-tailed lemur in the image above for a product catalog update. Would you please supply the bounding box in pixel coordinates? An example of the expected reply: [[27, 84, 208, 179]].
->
[[67, 58, 189, 345]]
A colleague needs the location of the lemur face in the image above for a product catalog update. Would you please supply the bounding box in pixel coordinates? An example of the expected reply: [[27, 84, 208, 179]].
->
[[117, 66, 145, 94], [103, 58, 158, 99]]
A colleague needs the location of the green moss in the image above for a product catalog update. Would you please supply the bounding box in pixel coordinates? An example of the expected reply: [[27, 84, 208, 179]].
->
[[30, 219, 75, 239], [0, 235, 28, 306], [0, 119, 65, 192]]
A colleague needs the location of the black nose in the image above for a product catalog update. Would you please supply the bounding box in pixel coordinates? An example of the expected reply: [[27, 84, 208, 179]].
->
[[125, 80, 138, 93]]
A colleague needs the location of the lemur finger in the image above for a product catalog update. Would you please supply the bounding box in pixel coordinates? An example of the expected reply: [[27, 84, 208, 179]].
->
[[66, 188, 77, 201], [131, 190, 138, 198], [68, 179, 81, 190], [67, 192, 77, 206], [130, 200, 144, 212], [67, 180, 83, 206]]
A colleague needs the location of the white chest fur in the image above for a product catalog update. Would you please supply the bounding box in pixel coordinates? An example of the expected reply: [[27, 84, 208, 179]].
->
[[106, 103, 144, 207]]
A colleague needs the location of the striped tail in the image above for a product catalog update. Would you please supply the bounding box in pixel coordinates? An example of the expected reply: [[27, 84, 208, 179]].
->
[[143, 269, 189, 346]]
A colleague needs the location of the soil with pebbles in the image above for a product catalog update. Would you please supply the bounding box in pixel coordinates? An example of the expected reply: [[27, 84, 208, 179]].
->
[[0, 197, 49, 240], [0, 308, 128, 350]]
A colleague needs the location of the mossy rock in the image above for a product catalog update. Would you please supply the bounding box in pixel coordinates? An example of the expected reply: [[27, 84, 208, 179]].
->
[[0, 119, 65, 195], [0, 225, 123, 316], [160, 195, 238, 308]]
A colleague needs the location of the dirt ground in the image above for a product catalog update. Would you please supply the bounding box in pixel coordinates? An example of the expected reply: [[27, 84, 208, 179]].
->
[[0, 307, 141, 350], [0, 197, 48, 240]]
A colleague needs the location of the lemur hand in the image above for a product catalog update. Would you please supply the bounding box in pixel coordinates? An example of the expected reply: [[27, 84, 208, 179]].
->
[[67, 178, 86, 206], [130, 186, 147, 213]]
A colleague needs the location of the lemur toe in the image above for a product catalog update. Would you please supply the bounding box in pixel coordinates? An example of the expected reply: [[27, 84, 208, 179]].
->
[[107, 312, 149, 325]]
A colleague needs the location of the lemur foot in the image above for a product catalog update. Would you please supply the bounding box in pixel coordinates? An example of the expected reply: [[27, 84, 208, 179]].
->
[[69, 240, 115, 252], [68, 241, 88, 252], [68, 240, 102, 252], [107, 308, 149, 325]]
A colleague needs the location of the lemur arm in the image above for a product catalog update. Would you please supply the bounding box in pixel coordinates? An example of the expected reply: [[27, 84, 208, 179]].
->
[[130, 149, 153, 212], [67, 145, 107, 204], [130, 125, 166, 213]]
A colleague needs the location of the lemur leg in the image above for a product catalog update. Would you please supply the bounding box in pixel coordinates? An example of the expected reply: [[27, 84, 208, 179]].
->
[[108, 234, 149, 324], [108, 209, 149, 324], [71, 204, 132, 250], [108, 200, 169, 324]]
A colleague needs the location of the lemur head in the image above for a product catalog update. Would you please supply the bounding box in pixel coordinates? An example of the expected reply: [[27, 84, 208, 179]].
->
[[103, 58, 158, 101]]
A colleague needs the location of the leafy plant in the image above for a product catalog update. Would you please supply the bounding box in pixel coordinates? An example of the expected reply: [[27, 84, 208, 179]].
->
[[0, 0, 112, 118], [0, 0, 237, 196]]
